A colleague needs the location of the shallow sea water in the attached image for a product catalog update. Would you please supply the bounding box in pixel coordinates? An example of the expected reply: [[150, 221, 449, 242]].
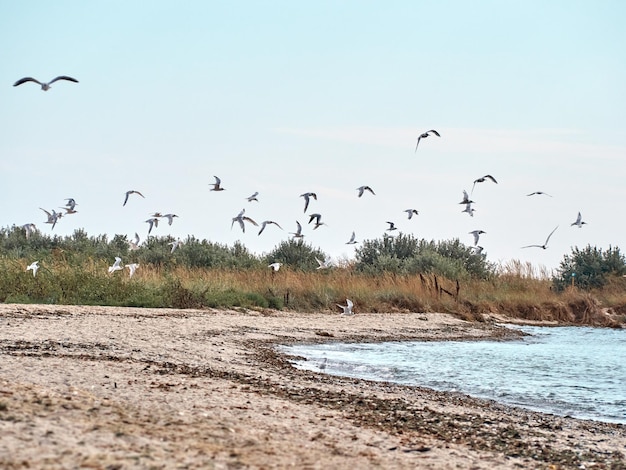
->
[[282, 325, 626, 424]]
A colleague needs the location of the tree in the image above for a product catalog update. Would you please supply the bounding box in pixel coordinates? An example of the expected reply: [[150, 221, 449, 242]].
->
[[553, 245, 626, 291]]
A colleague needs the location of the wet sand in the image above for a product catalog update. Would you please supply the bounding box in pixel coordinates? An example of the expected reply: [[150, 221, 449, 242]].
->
[[0, 304, 624, 469]]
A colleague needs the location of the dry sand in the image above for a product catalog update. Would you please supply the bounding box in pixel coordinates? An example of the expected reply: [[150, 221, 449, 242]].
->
[[0, 303, 624, 469]]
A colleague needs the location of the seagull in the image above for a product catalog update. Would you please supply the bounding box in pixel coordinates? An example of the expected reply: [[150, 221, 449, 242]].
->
[[346, 231, 358, 244], [300, 192, 317, 212], [13, 75, 78, 91], [459, 190, 474, 205], [308, 213, 327, 230], [210, 176, 225, 191], [40, 208, 60, 230], [404, 209, 419, 219], [59, 206, 77, 215], [337, 299, 354, 315], [128, 233, 141, 250], [169, 239, 183, 253], [108, 257, 123, 274], [471, 246, 484, 255], [258, 220, 283, 236], [318, 357, 328, 371], [125, 263, 140, 278], [268, 262, 282, 272], [123, 190, 144, 206], [472, 175, 498, 194], [522, 226, 559, 250], [526, 191, 553, 197], [26, 261, 39, 277], [469, 230, 486, 246], [415, 129, 440, 152], [571, 212, 587, 228], [246, 192, 259, 202], [231, 208, 258, 233], [462, 203, 476, 217], [65, 198, 77, 211], [290, 221, 304, 238], [386, 221, 398, 231], [145, 217, 159, 234], [356, 185, 375, 197], [316, 257, 333, 269], [162, 213, 178, 226], [21, 223, 37, 239], [149, 212, 163, 218]]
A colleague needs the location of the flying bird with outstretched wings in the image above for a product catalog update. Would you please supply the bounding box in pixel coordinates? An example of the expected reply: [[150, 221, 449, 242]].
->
[[415, 129, 440, 152], [522, 226, 559, 250], [13, 76, 78, 91]]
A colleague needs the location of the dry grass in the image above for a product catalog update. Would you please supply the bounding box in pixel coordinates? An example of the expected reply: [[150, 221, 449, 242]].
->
[[2, 259, 625, 327], [136, 264, 625, 326]]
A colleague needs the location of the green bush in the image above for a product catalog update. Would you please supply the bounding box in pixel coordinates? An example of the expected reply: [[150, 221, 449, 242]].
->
[[553, 245, 626, 291], [263, 239, 328, 271], [354, 234, 494, 279]]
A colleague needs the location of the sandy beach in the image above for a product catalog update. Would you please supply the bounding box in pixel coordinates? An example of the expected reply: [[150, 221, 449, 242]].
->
[[0, 303, 624, 469]]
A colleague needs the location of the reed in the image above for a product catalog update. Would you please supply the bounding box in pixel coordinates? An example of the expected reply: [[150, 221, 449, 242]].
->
[[2, 256, 625, 327]]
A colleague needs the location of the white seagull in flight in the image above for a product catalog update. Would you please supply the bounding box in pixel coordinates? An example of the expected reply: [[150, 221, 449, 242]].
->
[[459, 190, 474, 205], [145, 218, 159, 234], [123, 190, 145, 206], [146, 217, 159, 235], [162, 214, 178, 226], [268, 262, 282, 272], [169, 239, 183, 253], [415, 129, 440, 151], [316, 257, 333, 269], [65, 198, 78, 211], [40, 208, 60, 230], [300, 192, 317, 212], [522, 226, 559, 250], [462, 203, 476, 217], [21, 223, 37, 239], [231, 209, 258, 233], [210, 176, 225, 191], [404, 209, 419, 219], [13, 75, 78, 91], [108, 257, 123, 274], [471, 174, 498, 194], [125, 263, 140, 278], [26, 261, 39, 277], [308, 213, 327, 230], [337, 299, 354, 315], [128, 233, 141, 251], [290, 221, 304, 238], [258, 220, 283, 236], [471, 246, 484, 255], [469, 230, 486, 246], [570, 212, 587, 228], [356, 186, 375, 197]]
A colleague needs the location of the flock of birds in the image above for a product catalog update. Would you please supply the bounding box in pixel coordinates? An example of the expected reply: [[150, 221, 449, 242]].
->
[[11, 74, 592, 315]]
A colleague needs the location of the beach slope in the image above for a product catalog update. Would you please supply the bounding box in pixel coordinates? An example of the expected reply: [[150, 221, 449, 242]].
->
[[0, 304, 623, 469]]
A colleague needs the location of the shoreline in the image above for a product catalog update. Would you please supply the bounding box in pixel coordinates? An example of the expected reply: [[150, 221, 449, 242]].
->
[[281, 329, 625, 427], [0, 304, 624, 469]]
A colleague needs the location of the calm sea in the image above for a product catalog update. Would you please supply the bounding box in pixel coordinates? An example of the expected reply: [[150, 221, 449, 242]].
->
[[282, 326, 626, 424]]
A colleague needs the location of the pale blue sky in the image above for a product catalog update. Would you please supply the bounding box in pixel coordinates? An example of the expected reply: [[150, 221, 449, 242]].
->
[[2, 1, 625, 272]]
